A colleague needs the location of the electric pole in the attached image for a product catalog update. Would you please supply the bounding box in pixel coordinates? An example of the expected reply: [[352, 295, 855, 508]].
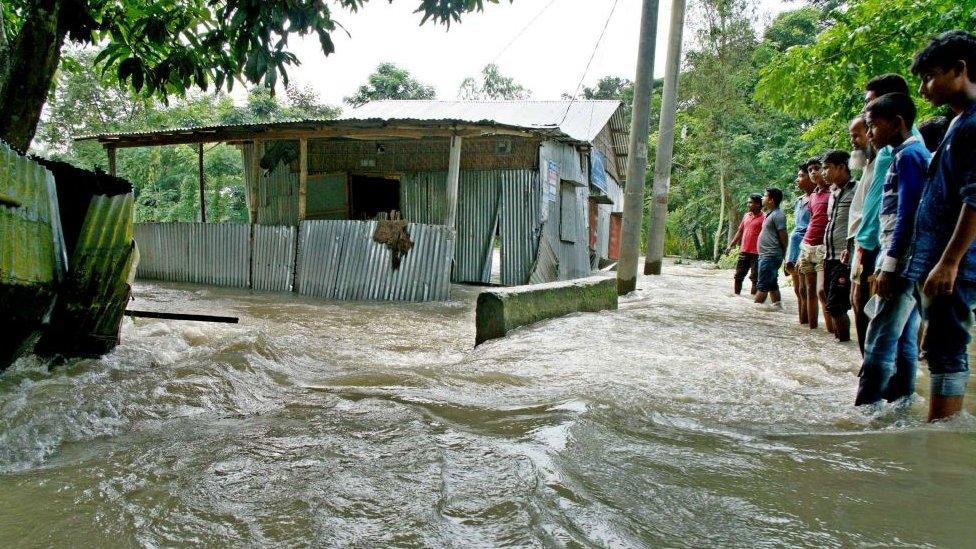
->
[[616, 0, 661, 295], [644, 0, 687, 275]]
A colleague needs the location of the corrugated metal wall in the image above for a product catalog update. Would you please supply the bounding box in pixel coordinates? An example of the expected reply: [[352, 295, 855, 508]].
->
[[498, 170, 541, 286], [134, 221, 452, 301], [400, 171, 447, 225], [252, 225, 297, 292], [134, 223, 250, 286], [0, 142, 66, 286], [400, 169, 541, 285], [538, 142, 593, 281], [241, 142, 300, 226], [296, 220, 454, 301], [258, 161, 299, 226], [455, 172, 500, 283]]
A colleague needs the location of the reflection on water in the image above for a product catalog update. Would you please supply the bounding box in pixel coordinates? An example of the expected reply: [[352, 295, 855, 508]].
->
[[1, 262, 974, 547]]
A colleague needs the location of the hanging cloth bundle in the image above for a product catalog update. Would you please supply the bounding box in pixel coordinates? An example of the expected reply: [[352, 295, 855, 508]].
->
[[372, 214, 413, 270]]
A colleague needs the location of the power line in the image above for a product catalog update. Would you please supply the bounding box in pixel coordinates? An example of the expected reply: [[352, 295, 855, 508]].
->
[[559, 0, 620, 125], [489, 0, 561, 66]]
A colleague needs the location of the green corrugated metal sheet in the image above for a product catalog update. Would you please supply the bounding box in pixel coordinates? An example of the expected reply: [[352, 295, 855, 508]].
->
[[0, 142, 67, 369], [38, 193, 137, 356]]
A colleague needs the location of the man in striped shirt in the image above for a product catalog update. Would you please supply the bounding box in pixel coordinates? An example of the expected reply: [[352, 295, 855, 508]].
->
[[822, 150, 856, 342]]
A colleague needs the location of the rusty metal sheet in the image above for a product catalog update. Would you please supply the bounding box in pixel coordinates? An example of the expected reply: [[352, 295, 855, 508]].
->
[[252, 224, 296, 292]]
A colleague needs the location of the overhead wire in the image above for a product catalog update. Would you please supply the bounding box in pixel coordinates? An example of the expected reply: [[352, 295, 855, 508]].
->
[[559, 0, 621, 126], [487, 0, 561, 66]]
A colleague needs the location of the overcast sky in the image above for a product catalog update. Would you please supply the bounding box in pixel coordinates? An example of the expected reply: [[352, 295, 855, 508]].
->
[[278, 0, 793, 107]]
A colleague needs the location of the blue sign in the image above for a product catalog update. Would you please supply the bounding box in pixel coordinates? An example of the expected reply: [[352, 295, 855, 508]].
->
[[590, 150, 608, 194]]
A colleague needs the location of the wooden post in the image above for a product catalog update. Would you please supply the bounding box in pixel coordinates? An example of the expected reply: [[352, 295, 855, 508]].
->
[[249, 139, 262, 224], [298, 138, 308, 221], [107, 146, 117, 176], [197, 143, 207, 223], [445, 134, 462, 230]]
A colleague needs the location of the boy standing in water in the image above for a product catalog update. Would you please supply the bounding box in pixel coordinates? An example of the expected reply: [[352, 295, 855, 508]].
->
[[822, 150, 857, 342], [786, 164, 815, 324], [904, 30, 976, 420], [725, 195, 765, 296], [856, 93, 930, 406], [755, 188, 788, 309], [798, 158, 830, 330]]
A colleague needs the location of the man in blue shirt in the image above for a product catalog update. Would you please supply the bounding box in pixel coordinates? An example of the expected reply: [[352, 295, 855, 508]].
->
[[786, 163, 814, 325], [854, 75, 923, 275], [904, 30, 976, 421], [856, 93, 931, 407]]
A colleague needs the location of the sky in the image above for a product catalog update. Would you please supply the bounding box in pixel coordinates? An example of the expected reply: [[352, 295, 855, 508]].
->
[[277, 0, 793, 107]]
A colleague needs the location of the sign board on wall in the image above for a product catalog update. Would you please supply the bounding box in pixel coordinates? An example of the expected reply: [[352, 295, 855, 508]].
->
[[542, 160, 558, 221], [590, 150, 608, 194]]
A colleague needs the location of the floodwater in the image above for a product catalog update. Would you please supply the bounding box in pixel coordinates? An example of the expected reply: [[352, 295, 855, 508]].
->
[[1, 261, 974, 548]]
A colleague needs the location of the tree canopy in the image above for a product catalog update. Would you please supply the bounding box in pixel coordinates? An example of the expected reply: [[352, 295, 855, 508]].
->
[[0, 0, 510, 151], [458, 64, 531, 100], [36, 50, 339, 224], [755, 0, 975, 150], [344, 62, 436, 106]]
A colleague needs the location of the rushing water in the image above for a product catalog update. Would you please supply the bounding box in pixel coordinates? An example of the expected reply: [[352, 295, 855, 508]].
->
[[1, 261, 974, 548]]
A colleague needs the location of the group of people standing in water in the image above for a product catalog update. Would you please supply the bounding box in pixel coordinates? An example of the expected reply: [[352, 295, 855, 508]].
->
[[725, 30, 976, 422]]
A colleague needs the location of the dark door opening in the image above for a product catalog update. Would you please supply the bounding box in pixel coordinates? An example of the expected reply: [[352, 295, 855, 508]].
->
[[348, 175, 401, 220]]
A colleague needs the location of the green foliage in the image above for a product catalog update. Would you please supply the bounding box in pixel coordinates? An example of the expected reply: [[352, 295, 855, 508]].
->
[[458, 64, 531, 100], [35, 49, 337, 224], [755, 0, 976, 152], [762, 7, 822, 51], [344, 62, 436, 106], [3, 0, 506, 99]]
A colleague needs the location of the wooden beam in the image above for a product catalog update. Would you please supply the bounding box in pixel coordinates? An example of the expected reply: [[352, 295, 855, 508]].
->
[[298, 137, 308, 221], [198, 143, 207, 223], [444, 134, 462, 230], [249, 139, 262, 224], [106, 146, 117, 176]]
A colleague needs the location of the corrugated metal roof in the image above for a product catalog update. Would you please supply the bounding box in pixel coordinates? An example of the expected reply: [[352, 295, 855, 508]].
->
[[345, 100, 624, 144]]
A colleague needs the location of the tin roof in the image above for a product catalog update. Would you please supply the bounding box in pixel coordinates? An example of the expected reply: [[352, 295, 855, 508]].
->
[[345, 100, 625, 144]]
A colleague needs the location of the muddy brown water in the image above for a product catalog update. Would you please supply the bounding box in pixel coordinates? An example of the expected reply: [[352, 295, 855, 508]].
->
[[1, 262, 974, 548]]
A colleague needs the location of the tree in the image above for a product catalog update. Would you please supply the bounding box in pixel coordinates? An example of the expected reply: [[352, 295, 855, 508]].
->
[[458, 63, 531, 100], [343, 62, 436, 106], [761, 6, 821, 52], [0, 0, 509, 151], [34, 50, 337, 223], [755, 0, 975, 151], [657, 0, 805, 260]]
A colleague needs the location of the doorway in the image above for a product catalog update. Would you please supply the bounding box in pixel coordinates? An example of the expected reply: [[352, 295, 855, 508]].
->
[[348, 175, 401, 220]]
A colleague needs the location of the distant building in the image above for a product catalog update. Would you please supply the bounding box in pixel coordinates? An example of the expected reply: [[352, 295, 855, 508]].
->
[[78, 100, 629, 301]]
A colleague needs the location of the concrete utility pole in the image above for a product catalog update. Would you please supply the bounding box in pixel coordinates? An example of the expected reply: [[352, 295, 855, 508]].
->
[[616, 0, 661, 295], [644, 0, 687, 275]]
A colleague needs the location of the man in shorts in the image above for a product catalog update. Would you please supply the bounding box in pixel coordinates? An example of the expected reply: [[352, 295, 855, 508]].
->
[[755, 187, 788, 309], [725, 195, 765, 295], [786, 163, 815, 324], [798, 157, 830, 330]]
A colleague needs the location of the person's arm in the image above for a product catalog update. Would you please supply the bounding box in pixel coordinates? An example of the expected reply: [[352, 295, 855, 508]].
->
[[877, 152, 927, 298], [925, 124, 976, 296], [880, 153, 926, 273], [725, 220, 744, 254], [778, 229, 788, 255]]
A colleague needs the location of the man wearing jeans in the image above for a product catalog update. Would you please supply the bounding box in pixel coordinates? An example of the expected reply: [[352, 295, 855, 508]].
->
[[905, 30, 976, 421], [855, 93, 931, 406], [755, 187, 788, 309]]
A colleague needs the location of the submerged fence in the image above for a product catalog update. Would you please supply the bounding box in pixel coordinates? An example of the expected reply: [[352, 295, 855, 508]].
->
[[133, 221, 454, 302]]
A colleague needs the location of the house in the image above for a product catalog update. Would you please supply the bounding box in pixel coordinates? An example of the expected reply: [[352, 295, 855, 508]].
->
[[76, 100, 629, 301]]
